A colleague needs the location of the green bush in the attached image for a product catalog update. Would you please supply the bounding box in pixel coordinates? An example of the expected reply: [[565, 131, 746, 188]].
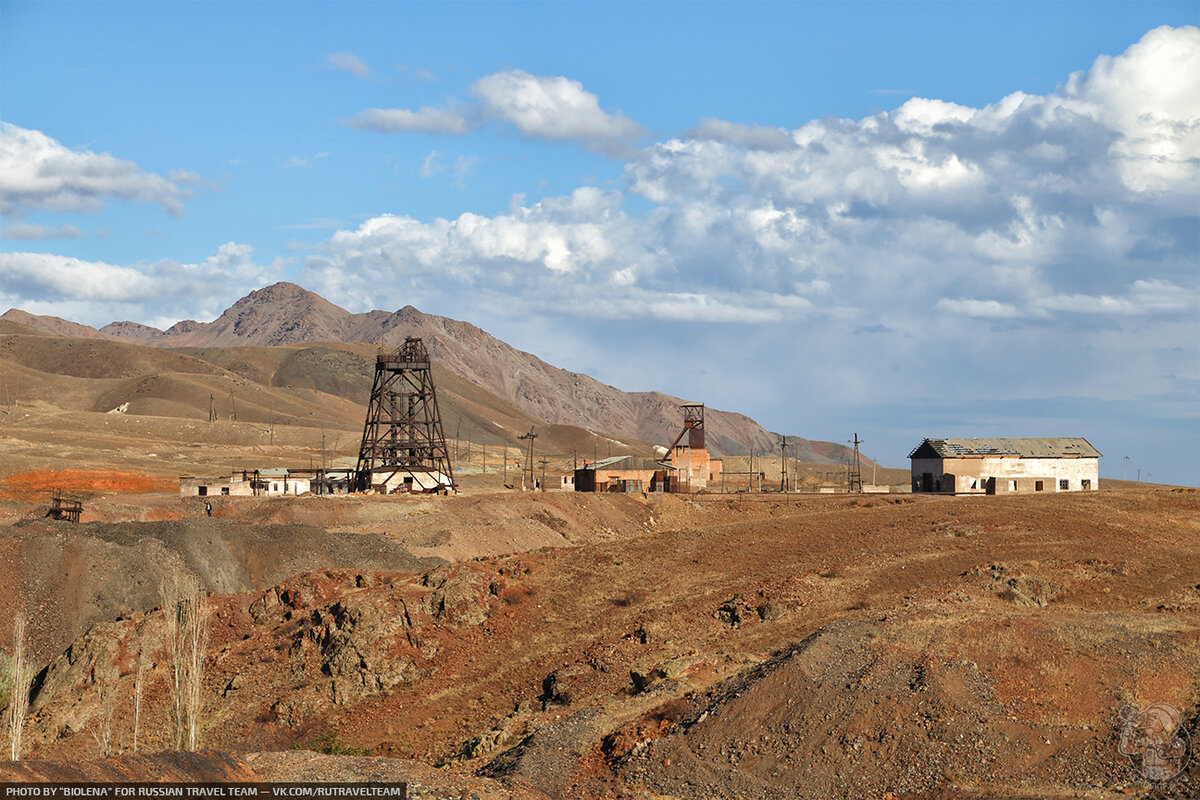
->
[[291, 729, 372, 757]]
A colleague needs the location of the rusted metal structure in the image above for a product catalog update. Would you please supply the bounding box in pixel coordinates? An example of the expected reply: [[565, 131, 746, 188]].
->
[[669, 404, 706, 450], [354, 337, 454, 493], [45, 495, 82, 523]]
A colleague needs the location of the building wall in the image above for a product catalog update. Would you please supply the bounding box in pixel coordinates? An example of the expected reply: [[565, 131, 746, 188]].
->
[[911, 456, 1099, 493], [668, 447, 720, 490], [372, 469, 453, 494], [179, 477, 254, 497]]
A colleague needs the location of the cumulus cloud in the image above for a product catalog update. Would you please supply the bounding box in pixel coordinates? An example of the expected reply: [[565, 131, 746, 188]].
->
[[0, 123, 193, 216], [0, 243, 282, 325], [302, 22, 1199, 419], [345, 69, 644, 154], [326, 52, 371, 78], [471, 70, 644, 153]]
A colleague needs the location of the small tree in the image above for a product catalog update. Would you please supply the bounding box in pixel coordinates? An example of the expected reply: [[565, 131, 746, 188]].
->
[[6, 614, 33, 761], [162, 572, 211, 751]]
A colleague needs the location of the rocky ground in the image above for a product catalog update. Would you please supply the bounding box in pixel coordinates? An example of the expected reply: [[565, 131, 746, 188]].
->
[[0, 475, 1195, 798]]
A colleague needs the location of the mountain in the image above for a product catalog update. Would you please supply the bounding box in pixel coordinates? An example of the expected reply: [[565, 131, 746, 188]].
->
[[2, 283, 857, 462]]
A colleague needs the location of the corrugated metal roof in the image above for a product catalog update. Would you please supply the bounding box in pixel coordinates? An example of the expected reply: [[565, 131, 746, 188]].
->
[[909, 438, 1101, 459], [581, 456, 673, 471]]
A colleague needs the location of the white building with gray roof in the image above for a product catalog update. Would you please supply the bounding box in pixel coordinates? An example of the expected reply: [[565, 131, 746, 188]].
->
[[909, 438, 1101, 494]]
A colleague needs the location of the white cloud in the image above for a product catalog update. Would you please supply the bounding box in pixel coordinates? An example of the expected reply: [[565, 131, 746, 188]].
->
[[1035, 279, 1197, 315], [0, 123, 193, 216], [346, 70, 644, 154], [347, 106, 471, 135], [937, 298, 1023, 318], [2, 222, 84, 240], [0, 243, 282, 325], [303, 25, 1199, 359], [326, 52, 371, 78], [685, 118, 796, 151], [470, 70, 645, 153]]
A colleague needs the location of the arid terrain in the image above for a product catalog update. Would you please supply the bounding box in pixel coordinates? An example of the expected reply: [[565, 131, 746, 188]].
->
[[0, 294, 1196, 799]]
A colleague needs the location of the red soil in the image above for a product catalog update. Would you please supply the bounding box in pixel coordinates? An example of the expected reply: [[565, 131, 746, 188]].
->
[[0, 468, 176, 500]]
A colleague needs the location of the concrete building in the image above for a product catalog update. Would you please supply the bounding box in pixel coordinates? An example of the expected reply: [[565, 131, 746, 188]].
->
[[180, 468, 316, 498], [574, 456, 676, 493], [362, 467, 454, 495], [909, 438, 1100, 494]]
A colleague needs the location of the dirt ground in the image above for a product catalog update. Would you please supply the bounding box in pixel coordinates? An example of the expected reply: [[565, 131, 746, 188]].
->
[[0, 408, 1196, 798]]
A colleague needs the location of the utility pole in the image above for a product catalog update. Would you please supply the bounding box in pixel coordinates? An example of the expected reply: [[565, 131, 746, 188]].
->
[[538, 459, 549, 492], [1137, 468, 1141, 482], [848, 433, 864, 493], [1124, 456, 1128, 481], [502, 446, 508, 486], [229, 390, 237, 423], [518, 428, 538, 492], [321, 429, 326, 471], [780, 436, 788, 493], [208, 394, 217, 423]]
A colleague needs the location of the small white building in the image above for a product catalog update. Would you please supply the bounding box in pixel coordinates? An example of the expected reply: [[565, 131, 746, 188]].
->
[[180, 468, 312, 498], [909, 438, 1100, 494], [365, 467, 455, 495]]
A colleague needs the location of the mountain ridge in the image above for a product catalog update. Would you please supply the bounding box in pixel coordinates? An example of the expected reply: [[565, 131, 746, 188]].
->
[[2, 284, 855, 462]]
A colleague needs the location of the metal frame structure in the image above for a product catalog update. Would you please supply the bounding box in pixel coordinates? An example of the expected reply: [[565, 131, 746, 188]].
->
[[46, 495, 82, 523], [669, 403, 705, 450], [354, 337, 454, 493], [847, 432, 864, 493]]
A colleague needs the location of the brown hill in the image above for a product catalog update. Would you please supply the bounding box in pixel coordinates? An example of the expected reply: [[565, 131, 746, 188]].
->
[[0, 328, 651, 461], [4, 283, 856, 462]]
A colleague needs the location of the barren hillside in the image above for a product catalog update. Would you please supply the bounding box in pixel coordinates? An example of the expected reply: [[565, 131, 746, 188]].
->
[[4, 488, 1196, 798], [3, 283, 859, 461]]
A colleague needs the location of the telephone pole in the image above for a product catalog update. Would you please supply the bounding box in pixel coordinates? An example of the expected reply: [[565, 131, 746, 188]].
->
[[538, 459, 549, 493], [780, 436, 788, 493], [518, 428, 538, 491]]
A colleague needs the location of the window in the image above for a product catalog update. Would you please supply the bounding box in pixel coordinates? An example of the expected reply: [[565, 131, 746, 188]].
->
[[1009, 480, 1017, 492], [1081, 479, 1090, 490], [970, 478, 977, 490], [221, 486, 230, 496], [198, 486, 207, 496], [1059, 479, 1069, 490], [1035, 481, 1043, 492]]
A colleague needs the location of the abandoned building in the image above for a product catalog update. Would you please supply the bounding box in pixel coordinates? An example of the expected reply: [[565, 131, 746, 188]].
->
[[909, 438, 1101, 494], [179, 468, 355, 498], [573, 455, 676, 492], [572, 404, 723, 493]]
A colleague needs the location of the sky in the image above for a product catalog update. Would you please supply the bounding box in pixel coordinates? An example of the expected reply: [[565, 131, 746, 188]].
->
[[1, 1, 1198, 484]]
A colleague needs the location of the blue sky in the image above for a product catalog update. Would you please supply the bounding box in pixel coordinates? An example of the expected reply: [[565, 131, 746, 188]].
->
[[1, 1, 1198, 484]]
